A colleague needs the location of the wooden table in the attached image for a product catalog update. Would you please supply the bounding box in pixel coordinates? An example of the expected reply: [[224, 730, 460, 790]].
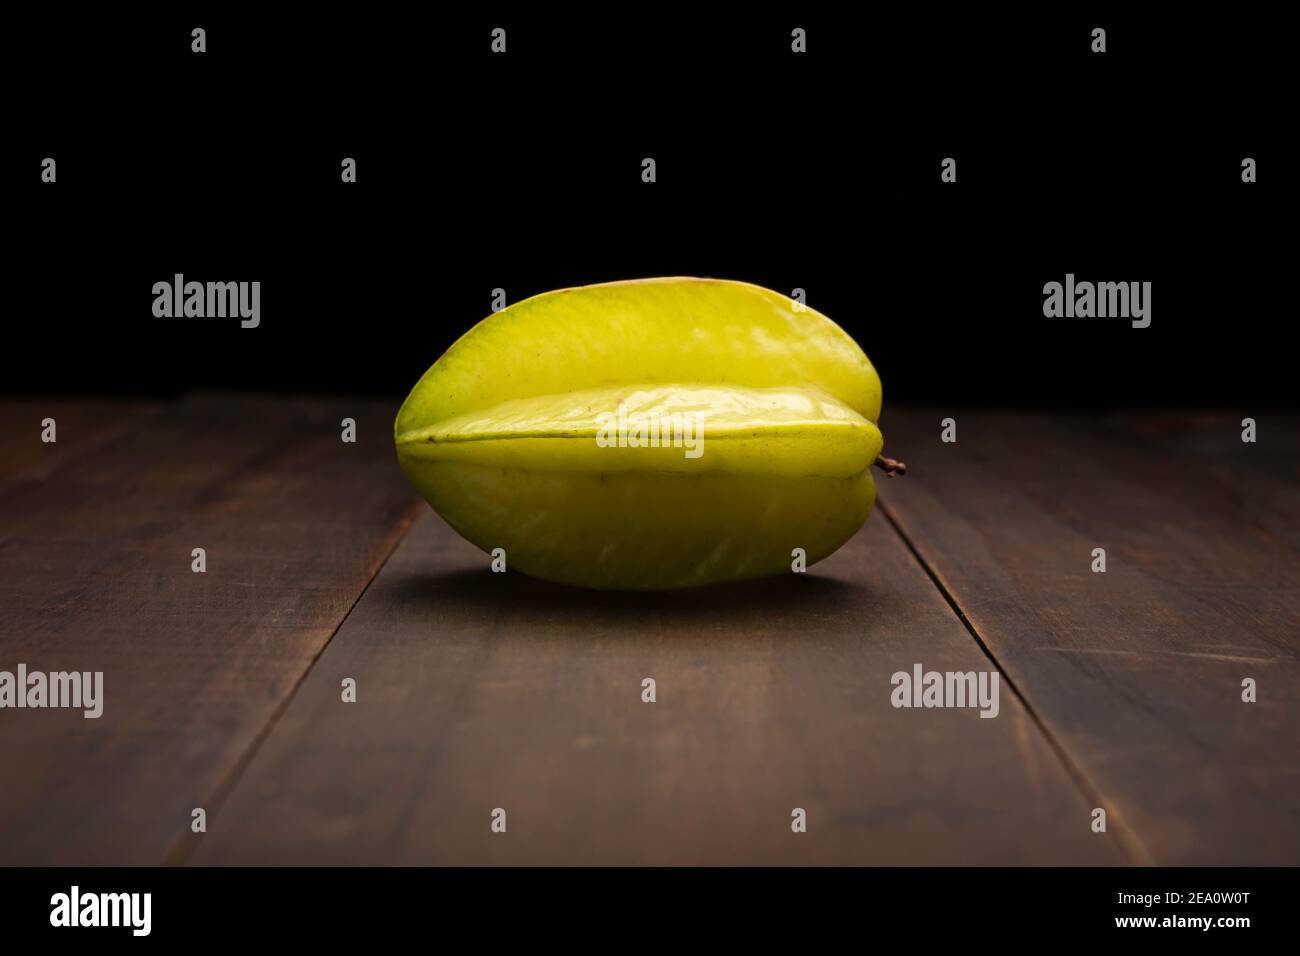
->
[[1, 396, 1296, 865]]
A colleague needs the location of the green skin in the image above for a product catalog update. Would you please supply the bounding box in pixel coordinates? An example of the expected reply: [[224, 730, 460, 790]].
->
[[396, 277, 898, 590]]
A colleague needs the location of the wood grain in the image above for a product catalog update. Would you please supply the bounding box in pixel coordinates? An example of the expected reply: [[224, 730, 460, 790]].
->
[[0, 399, 160, 486], [0, 395, 421, 864], [12, 399, 1283, 865], [875, 408, 1300, 864], [192, 510, 1123, 865]]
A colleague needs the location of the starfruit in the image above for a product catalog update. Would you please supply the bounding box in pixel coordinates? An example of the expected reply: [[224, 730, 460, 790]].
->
[[395, 277, 899, 590]]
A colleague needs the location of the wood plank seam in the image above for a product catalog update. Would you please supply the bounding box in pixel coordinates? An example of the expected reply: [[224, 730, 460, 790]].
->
[[189, 509, 1126, 865], [160, 500, 424, 866], [877, 496, 1156, 866]]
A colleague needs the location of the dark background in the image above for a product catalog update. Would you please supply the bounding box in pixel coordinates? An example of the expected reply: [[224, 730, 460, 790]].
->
[[5, 9, 1285, 407]]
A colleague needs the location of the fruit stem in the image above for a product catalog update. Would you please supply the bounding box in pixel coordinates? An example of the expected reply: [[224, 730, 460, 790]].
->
[[873, 454, 907, 478]]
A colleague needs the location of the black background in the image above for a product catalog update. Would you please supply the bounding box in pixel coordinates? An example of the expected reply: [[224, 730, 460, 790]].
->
[[6, 9, 1286, 407], [0, 865, 1285, 943]]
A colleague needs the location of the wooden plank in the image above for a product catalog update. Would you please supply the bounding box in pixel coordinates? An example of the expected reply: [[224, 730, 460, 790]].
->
[[0, 395, 422, 864], [874, 409, 1300, 864], [192, 509, 1125, 865], [0, 399, 160, 487]]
